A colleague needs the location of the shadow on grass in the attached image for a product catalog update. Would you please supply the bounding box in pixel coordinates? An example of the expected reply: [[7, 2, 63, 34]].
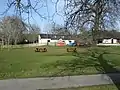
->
[[55, 48, 120, 89], [88, 49, 120, 90], [40, 51, 101, 76], [40, 47, 120, 89]]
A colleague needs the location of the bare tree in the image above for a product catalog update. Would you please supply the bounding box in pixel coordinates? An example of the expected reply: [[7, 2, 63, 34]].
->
[[27, 24, 41, 43], [1, 0, 63, 24], [1, 17, 13, 46], [64, 0, 120, 43], [0, 23, 4, 50], [79, 28, 92, 44], [50, 23, 71, 35], [1, 16, 26, 45]]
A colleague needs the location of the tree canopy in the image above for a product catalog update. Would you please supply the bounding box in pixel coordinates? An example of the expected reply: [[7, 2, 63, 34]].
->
[[65, 0, 120, 42], [2, 0, 120, 43]]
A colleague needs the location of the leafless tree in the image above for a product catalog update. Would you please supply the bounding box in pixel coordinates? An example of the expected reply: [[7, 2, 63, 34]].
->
[[50, 23, 71, 35], [4, 0, 120, 44], [1, 0, 63, 24], [1, 16, 27, 46], [27, 24, 41, 43], [64, 0, 120, 43], [0, 23, 4, 50], [1, 17, 13, 46]]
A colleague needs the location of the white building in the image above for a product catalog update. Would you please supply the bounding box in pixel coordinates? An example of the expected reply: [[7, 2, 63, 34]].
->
[[38, 34, 75, 45], [102, 38, 118, 44]]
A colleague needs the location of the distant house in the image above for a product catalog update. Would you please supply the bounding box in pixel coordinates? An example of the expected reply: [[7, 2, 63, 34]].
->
[[98, 38, 120, 44], [39, 34, 73, 40], [97, 30, 120, 44], [38, 34, 75, 45]]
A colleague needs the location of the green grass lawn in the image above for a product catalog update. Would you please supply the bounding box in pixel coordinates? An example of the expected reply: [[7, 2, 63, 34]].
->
[[48, 84, 120, 90], [0, 46, 83, 79], [0, 46, 120, 79]]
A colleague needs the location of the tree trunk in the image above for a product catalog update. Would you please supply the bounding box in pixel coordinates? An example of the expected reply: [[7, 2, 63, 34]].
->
[[92, 22, 99, 45], [93, 22, 99, 44], [14, 39, 17, 45], [92, 3, 100, 45], [1, 37, 4, 50], [7, 37, 10, 51]]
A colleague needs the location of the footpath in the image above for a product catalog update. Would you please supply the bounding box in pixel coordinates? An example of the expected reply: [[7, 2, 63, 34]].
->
[[0, 73, 120, 90]]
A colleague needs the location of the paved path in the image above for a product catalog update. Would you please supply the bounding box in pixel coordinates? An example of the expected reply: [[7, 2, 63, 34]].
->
[[0, 74, 120, 90]]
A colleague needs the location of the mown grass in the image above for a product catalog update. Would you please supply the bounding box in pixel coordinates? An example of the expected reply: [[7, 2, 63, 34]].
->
[[0, 46, 85, 79], [0, 46, 120, 79]]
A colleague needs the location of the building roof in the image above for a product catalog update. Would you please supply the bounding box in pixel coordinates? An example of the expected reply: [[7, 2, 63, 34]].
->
[[40, 34, 73, 40]]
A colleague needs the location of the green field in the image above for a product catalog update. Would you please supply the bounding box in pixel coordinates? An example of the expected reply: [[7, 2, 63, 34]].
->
[[0, 46, 120, 79]]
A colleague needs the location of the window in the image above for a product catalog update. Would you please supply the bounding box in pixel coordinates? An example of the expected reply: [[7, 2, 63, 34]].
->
[[47, 40, 50, 42], [54, 36, 56, 38]]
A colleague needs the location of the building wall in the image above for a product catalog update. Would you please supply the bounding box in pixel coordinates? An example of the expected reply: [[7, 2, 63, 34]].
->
[[102, 38, 118, 44], [39, 39, 51, 44], [38, 39, 75, 44], [38, 35, 75, 45], [103, 39, 112, 43], [113, 39, 117, 43]]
